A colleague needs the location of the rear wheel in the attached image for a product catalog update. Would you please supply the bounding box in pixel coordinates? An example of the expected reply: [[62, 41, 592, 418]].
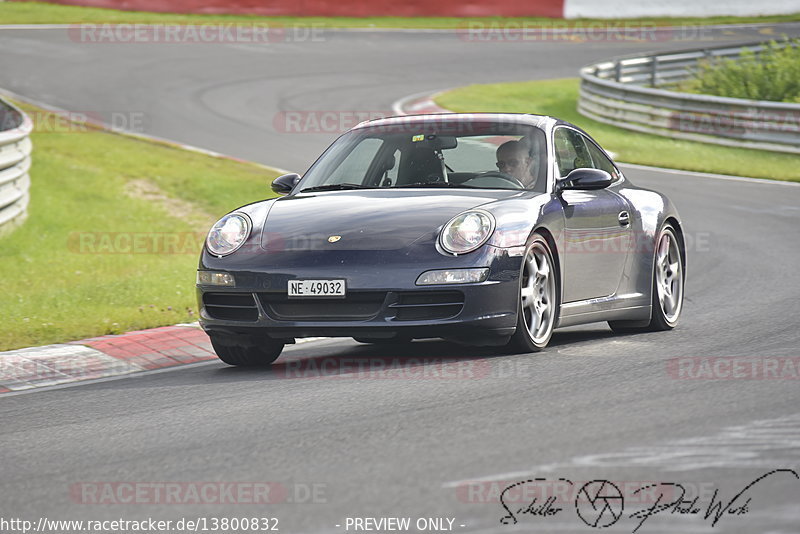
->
[[609, 223, 684, 333], [210, 335, 284, 366], [507, 234, 558, 353]]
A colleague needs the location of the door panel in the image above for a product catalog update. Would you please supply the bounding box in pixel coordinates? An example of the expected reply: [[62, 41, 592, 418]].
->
[[553, 127, 631, 302], [560, 189, 631, 302]]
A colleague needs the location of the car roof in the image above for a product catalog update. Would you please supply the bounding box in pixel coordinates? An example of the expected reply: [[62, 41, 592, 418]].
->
[[352, 112, 560, 132]]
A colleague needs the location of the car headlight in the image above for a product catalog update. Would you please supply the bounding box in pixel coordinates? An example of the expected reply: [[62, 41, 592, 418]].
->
[[206, 213, 252, 257], [439, 210, 495, 255]]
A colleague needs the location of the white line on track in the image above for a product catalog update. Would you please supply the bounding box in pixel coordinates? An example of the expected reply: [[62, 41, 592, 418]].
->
[[0, 359, 221, 397], [441, 413, 800, 489], [390, 89, 451, 116], [618, 162, 800, 187], [0, 336, 334, 397]]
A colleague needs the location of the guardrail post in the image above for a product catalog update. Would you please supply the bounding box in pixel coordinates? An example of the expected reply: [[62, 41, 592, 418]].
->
[[650, 57, 659, 87], [614, 61, 622, 83]]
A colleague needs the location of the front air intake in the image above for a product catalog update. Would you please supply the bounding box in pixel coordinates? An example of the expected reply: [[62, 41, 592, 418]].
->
[[202, 293, 259, 322], [390, 291, 465, 321]]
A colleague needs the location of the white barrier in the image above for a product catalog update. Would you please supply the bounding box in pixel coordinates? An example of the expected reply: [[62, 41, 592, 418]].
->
[[564, 0, 800, 19], [0, 98, 33, 236]]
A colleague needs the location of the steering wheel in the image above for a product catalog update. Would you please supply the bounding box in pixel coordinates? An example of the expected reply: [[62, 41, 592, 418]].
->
[[468, 171, 525, 188]]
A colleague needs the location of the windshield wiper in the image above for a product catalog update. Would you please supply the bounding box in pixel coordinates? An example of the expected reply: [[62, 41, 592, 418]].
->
[[396, 182, 479, 189], [300, 183, 374, 193]]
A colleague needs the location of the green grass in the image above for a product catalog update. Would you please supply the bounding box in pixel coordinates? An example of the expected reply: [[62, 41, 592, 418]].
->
[[436, 78, 800, 181], [0, 103, 279, 351], [1, 2, 799, 27]]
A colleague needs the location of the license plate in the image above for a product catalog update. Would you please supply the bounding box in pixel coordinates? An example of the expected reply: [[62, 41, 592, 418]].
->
[[288, 279, 346, 298]]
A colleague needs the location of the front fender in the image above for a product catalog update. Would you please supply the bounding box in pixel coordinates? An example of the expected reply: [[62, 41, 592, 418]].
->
[[484, 194, 564, 249]]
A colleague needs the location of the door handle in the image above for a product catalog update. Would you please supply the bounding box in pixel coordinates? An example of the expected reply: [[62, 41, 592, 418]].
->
[[618, 211, 630, 226]]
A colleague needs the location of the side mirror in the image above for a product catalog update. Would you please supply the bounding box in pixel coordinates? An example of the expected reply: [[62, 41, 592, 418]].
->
[[556, 168, 613, 192], [271, 173, 301, 196]]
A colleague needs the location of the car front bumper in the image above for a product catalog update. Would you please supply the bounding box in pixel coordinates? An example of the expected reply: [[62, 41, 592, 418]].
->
[[197, 245, 522, 346]]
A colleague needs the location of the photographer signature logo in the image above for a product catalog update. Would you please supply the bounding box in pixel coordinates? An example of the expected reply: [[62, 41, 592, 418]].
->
[[498, 469, 798, 531], [575, 480, 624, 528]]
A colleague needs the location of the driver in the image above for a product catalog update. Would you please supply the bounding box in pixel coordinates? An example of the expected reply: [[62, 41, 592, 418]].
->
[[495, 140, 537, 188]]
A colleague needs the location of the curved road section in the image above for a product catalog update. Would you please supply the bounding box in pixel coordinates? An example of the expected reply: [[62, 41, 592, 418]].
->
[[1, 23, 800, 533]]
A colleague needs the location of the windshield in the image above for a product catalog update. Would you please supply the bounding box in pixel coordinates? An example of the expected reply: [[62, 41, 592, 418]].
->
[[298, 122, 548, 193]]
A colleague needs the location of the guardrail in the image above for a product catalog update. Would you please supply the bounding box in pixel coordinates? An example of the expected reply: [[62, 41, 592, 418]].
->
[[579, 41, 800, 154], [0, 97, 32, 236]]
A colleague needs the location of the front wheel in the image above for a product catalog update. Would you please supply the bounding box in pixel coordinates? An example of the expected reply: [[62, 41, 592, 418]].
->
[[507, 234, 559, 353], [609, 223, 684, 333], [210, 336, 284, 366]]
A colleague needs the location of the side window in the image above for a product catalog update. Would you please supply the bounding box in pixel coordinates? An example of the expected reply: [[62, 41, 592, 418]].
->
[[553, 128, 591, 178], [325, 138, 384, 185], [583, 137, 620, 180]]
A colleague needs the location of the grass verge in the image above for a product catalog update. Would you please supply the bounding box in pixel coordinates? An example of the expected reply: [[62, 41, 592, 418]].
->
[[436, 78, 800, 181], [0, 2, 798, 28], [0, 102, 279, 351]]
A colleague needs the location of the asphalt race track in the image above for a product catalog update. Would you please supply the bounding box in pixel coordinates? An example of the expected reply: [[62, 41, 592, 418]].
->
[[2, 22, 800, 534]]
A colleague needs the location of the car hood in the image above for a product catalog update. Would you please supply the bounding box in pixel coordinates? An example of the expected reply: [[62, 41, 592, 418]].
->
[[259, 189, 522, 252]]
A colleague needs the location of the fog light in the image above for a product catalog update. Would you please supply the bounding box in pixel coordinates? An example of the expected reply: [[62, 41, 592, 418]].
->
[[416, 268, 489, 285], [197, 271, 235, 287]]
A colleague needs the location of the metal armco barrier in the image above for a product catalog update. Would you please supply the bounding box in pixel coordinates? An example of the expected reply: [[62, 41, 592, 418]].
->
[[0, 97, 33, 236], [579, 41, 800, 154]]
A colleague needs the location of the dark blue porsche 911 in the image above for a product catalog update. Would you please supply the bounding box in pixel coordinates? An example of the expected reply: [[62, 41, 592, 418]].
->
[[197, 114, 685, 366]]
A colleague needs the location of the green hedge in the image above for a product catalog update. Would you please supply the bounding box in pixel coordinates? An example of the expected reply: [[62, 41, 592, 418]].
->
[[679, 39, 800, 103]]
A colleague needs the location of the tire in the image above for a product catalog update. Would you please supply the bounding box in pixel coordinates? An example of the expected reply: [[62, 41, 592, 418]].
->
[[210, 336, 284, 366], [609, 223, 684, 334], [507, 233, 559, 353]]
